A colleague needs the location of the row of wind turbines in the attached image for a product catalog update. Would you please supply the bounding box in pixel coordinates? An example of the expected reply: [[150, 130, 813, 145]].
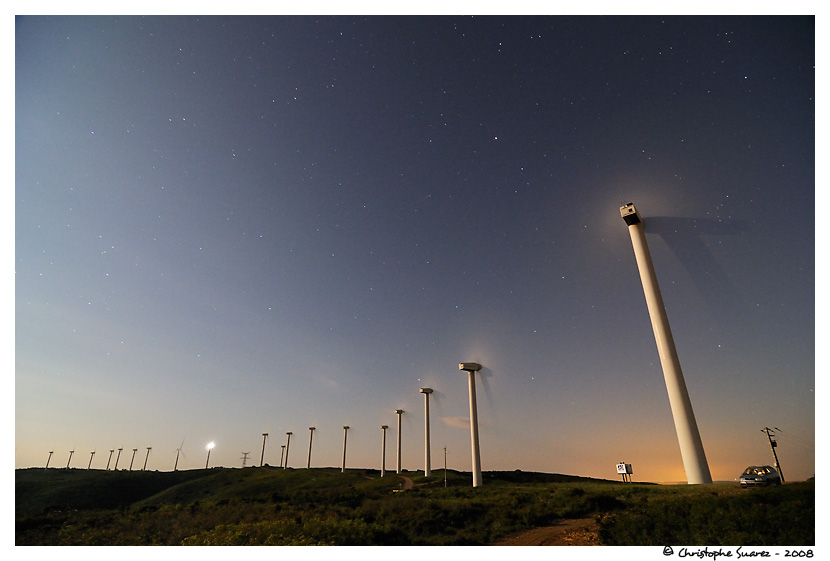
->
[[46, 363, 489, 487], [44, 204, 717, 486], [47, 446, 156, 471]]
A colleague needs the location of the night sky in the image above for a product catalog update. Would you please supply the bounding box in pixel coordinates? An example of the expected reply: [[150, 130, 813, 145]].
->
[[15, 15, 815, 483]]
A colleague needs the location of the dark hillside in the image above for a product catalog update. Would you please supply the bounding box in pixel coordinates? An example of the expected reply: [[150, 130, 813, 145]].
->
[[16, 467, 211, 517], [16, 467, 813, 546]]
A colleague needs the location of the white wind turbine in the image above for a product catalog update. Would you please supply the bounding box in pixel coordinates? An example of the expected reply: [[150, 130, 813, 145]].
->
[[174, 439, 187, 471]]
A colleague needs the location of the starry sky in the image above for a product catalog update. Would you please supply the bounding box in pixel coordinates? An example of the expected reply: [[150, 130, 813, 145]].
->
[[15, 15, 815, 483]]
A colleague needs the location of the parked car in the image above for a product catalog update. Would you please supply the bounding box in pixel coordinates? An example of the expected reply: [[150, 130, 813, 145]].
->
[[740, 465, 781, 487]]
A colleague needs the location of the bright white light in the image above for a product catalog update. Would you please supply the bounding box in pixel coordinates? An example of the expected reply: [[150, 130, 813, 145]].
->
[[206, 441, 215, 450]]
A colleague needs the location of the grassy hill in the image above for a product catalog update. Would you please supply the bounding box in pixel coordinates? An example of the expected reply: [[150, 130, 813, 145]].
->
[[16, 467, 814, 546]]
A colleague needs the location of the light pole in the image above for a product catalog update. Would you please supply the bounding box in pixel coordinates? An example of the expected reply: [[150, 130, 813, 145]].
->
[[307, 427, 315, 469], [395, 410, 404, 474], [380, 425, 389, 477], [284, 432, 292, 469], [341, 426, 350, 473], [460, 362, 483, 487], [260, 433, 268, 467], [420, 388, 434, 477], [205, 442, 215, 469], [620, 203, 712, 484]]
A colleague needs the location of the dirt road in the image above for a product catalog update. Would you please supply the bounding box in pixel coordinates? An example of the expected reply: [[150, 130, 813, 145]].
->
[[492, 518, 600, 546]]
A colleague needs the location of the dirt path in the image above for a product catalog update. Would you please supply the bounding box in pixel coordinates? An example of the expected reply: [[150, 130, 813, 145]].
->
[[398, 475, 414, 490], [492, 518, 600, 546]]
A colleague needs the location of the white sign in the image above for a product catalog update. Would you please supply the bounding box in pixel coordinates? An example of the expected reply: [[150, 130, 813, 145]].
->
[[616, 463, 633, 474]]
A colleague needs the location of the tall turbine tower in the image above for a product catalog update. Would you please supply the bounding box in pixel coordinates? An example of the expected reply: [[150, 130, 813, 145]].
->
[[46, 451, 53, 469], [106, 449, 114, 470], [280, 445, 286, 468], [260, 433, 269, 467], [380, 425, 389, 477], [395, 410, 404, 474], [284, 432, 292, 469], [341, 426, 350, 473], [620, 203, 712, 485], [114, 448, 123, 470], [460, 362, 483, 487], [129, 448, 137, 470], [307, 427, 315, 469], [420, 388, 434, 477], [143, 447, 152, 471], [88, 451, 95, 469], [66, 450, 74, 469]]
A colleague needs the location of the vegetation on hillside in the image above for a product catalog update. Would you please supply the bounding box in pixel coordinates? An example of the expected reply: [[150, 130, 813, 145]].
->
[[15, 467, 814, 546]]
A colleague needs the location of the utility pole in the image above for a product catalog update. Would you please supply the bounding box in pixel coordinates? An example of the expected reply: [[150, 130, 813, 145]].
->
[[762, 427, 785, 482]]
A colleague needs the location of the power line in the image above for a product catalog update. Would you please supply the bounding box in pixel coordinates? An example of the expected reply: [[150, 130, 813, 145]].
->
[[772, 427, 815, 451]]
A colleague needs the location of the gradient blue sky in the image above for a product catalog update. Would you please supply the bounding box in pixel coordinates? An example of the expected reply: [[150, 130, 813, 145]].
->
[[15, 13, 815, 484]]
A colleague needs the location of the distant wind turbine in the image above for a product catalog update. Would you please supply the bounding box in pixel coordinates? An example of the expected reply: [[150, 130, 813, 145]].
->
[[46, 451, 53, 469], [459, 362, 484, 488], [205, 441, 215, 469], [114, 448, 123, 470], [143, 447, 152, 471], [66, 450, 74, 469], [307, 427, 315, 469], [341, 426, 350, 473], [174, 439, 186, 471], [106, 449, 114, 470], [88, 450, 95, 469], [129, 448, 138, 470], [380, 425, 388, 477], [260, 433, 268, 467], [395, 410, 404, 474], [420, 388, 434, 477]]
